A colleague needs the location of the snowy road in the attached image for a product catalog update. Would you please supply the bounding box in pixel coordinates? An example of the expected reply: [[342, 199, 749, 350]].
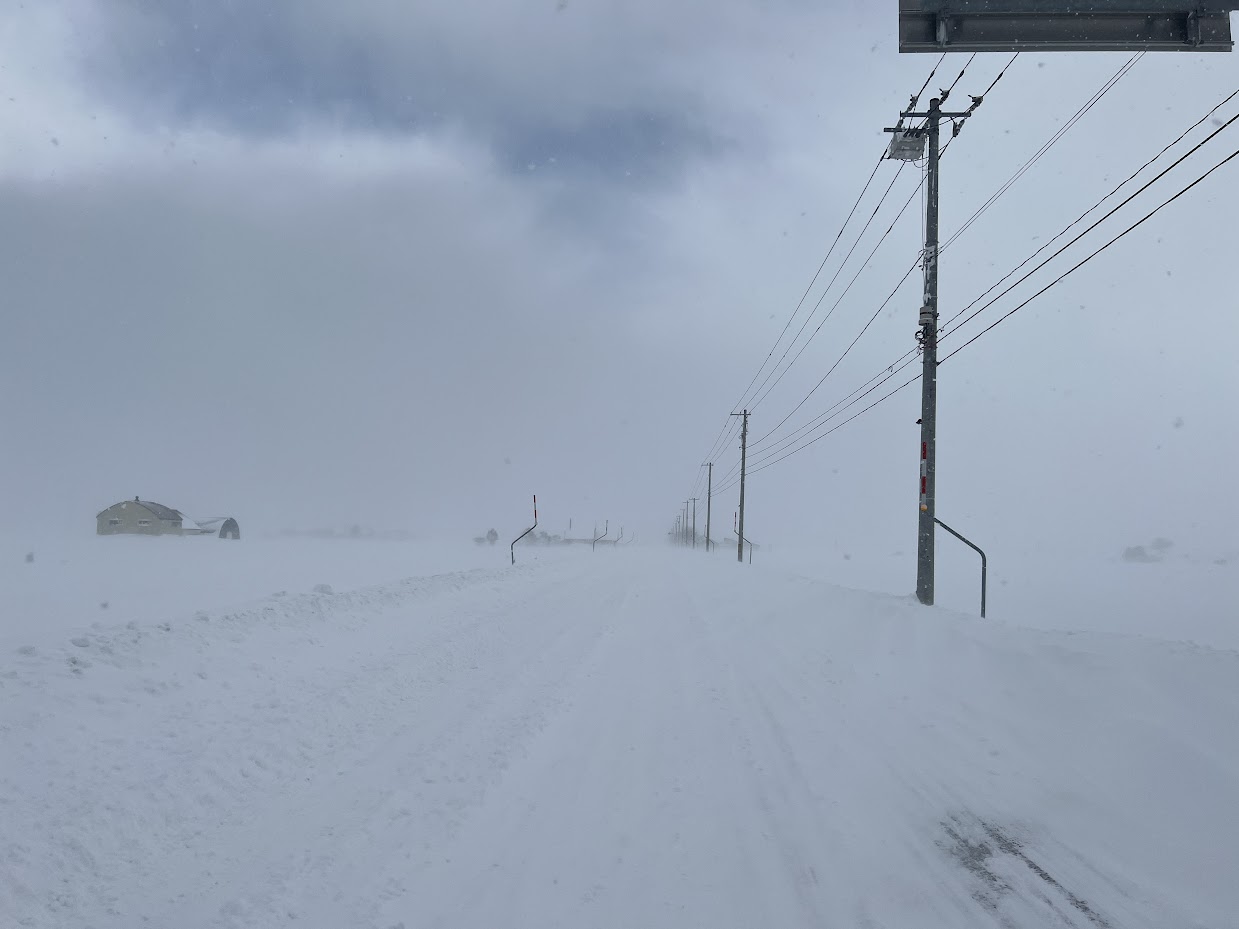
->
[[4, 549, 1237, 928]]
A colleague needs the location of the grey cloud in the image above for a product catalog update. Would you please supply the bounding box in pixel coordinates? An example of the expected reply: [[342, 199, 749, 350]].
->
[[75, 0, 749, 185]]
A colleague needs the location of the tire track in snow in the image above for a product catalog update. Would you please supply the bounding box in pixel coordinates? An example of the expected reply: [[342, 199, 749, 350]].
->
[[156, 566, 628, 929], [379, 562, 826, 929]]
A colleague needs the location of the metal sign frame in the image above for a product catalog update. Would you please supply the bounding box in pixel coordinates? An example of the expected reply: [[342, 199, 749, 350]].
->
[[899, 1, 1236, 52]]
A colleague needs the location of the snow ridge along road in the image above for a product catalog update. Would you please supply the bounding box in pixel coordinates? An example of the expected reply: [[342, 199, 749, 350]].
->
[[2, 548, 1235, 928]]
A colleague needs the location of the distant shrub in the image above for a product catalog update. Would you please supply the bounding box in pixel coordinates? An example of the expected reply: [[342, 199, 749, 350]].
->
[[1122, 545, 1158, 564]]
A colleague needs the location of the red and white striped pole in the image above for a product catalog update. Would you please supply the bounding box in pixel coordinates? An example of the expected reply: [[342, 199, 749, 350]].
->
[[920, 441, 928, 514]]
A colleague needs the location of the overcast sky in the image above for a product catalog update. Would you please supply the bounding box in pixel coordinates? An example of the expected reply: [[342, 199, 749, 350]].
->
[[2, 2, 1236, 584]]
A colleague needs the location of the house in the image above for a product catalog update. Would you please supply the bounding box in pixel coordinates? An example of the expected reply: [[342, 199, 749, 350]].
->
[[96, 498, 185, 536]]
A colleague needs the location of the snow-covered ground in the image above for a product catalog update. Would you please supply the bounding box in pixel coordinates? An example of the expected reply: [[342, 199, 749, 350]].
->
[[2, 537, 1236, 927], [755, 541, 1239, 651], [0, 535, 521, 655]]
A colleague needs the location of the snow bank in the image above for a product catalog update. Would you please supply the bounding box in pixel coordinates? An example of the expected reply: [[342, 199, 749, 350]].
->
[[0, 534, 541, 655], [758, 542, 1239, 650]]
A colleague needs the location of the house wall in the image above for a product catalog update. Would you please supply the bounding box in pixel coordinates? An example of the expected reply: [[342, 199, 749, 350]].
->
[[96, 502, 182, 536]]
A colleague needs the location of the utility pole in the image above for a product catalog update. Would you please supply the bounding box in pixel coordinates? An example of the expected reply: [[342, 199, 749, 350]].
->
[[684, 501, 690, 546], [690, 498, 698, 549], [886, 95, 971, 606], [704, 462, 713, 553], [731, 410, 749, 564], [918, 97, 943, 607]]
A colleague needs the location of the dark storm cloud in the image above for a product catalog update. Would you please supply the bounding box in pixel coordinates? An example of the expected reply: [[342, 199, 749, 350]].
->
[[74, 0, 730, 185]]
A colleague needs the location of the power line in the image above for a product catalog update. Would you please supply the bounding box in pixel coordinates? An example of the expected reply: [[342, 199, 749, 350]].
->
[[731, 81, 1239, 490], [939, 52, 977, 105], [697, 415, 737, 477], [914, 53, 946, 107], [690, 419, 742, 504], [941, 83, 1239, 340], [700, 60, 1231, 524], [693, 158, 905, 485], [748, 170, 922, 412], [718, 70, 1185, 488], [698, 165, 911, 489], [941, 139, 1239, 363], [729, 154, 889, 414], [941, 53, 1142, 254], [732, 99, 1239, 495], [891, 53, 947, 136], [744, 161, 911, 411], [749, 256, 920, 448], [978, 53, 1019, 100], [744, 63, 1010, 451], [939, 53, 1019, 145], [753, 351, 919, 465], [719, 52, 952, 421], [689, 54, 962, 500], [743, 369, 921, 482], [714, 350, 923, 495], [942, 103, 1239, 347], [712, 440, 749, 491]]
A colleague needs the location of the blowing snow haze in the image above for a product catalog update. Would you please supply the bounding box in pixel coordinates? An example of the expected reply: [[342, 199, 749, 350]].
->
[[1, 1, 1236, 565], [3, 3, 1239, 927]]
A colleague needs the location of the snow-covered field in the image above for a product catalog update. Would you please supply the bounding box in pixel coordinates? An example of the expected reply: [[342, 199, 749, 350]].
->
[[0, 535, 514, 655], [753, 540, 1239, 651], [2, 536, 1236, 928]]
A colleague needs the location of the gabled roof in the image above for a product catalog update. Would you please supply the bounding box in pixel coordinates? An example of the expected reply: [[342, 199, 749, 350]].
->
[[97, 499, 183, 521]]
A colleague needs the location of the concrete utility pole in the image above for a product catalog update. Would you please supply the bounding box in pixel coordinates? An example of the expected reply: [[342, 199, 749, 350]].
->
[[918, 97, 943, 606], [892, 3, 1236, 604], [704, 462, 713, 553], [886, 97, 970, 606], [690, 498, 698, 549], [732, 410, 749, 564]]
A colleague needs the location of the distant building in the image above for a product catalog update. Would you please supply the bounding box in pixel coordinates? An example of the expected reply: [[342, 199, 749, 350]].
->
[[96, 498, 185, 536], [96, 498, 241, 539]]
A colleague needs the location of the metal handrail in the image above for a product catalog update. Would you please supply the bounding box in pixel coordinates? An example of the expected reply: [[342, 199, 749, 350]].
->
[[592, 520, 609, 552], [934, 517, 987, 618], [510, 495, 537, 565]]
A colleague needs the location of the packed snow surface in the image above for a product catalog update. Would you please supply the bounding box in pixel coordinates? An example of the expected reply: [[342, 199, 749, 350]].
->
[[2, 538, 1236, 928]]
